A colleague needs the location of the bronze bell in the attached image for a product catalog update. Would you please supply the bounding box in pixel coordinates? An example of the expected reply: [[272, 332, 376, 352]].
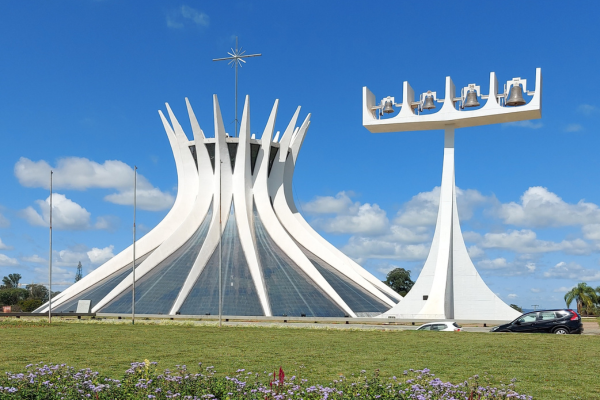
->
[[464, 91, 480, 108], [383, 100, 394, 114], [422, 95, 436, 110], [506, 84, 526, 106]]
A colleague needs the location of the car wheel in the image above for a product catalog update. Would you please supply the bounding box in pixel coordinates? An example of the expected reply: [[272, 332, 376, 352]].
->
[[554, 327, 569, 334]]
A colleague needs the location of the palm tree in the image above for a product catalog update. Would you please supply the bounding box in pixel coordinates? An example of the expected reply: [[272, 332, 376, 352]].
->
[[1, 273, 21, 288], [564, 282, 598, 315]]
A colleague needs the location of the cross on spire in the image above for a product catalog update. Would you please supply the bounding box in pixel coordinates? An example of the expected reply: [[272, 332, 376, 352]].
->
[[213, 37, 261, 137]]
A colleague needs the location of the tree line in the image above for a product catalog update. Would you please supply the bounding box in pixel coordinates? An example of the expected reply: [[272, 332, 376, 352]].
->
[[0, 273, 61, 312]]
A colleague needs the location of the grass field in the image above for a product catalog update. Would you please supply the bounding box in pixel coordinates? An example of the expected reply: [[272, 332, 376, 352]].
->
[[1, 319, 598, 399]]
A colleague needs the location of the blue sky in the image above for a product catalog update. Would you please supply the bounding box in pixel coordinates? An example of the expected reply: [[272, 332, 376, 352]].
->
[[1, 1, 599, 310]]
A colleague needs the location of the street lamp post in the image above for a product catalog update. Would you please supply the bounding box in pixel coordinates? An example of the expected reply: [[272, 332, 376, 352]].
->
[[48, 170, 53, 323], [132, 166, 137, 325]]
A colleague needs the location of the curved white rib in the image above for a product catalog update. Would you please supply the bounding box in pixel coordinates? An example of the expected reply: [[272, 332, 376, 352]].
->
[[285, 124, 403, 302], [231, 96, 271, 315], [92, 102, 209, 312], [270, 114, 396, 307], [44, 94, 403, 318], [253, 101, 356, 317], [40, 103, 199, 313], [169, 95, 234, 314]]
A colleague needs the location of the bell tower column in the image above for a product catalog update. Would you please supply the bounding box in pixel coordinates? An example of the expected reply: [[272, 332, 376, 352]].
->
[[417, 125, 455, 319]]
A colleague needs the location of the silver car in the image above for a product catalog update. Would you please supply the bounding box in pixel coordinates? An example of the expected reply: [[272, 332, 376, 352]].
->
[[416, 321, 462, 332]]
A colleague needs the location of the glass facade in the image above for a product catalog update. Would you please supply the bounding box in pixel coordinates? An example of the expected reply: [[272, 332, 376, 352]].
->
[[52, 252, 152, 313], [178, 205, 264, 316], [205, 143, 215, 172], [227, 142, 238, 171], [188, 145, 198, 170], [253, 205, 345, 317], [100, 205, 213, 314], [298, 245, 390, 313], [378, 288, 400, 303], [268, 145, 278, 176], [250, 143, 260, 175]]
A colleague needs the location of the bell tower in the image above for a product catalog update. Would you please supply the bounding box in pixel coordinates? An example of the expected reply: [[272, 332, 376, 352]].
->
[[363, 69, 542, 321]]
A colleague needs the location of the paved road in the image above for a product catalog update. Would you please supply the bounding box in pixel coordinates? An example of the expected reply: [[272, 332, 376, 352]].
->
[[77, 317, 600, 335], [206, 320, 599, 334], [211, 321, 494, 332]]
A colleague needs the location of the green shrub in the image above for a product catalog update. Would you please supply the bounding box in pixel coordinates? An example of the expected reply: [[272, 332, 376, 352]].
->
[[0, 288, 29, 306], [18, 297, 43, 312]]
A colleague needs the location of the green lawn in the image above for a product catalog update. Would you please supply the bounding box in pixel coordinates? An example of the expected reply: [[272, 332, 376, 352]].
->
[[1, 320, 598, 399]]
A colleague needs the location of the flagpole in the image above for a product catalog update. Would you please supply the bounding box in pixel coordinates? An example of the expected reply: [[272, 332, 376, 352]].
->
[[48, 170, 53, 324], [132, 166, 137, 325]]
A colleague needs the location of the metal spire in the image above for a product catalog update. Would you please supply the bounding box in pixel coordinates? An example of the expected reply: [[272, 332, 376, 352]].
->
[[213, 37, 261, 137]]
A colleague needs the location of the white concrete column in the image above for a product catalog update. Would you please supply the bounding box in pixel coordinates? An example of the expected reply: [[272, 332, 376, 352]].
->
[[417, 126, 454, 318]]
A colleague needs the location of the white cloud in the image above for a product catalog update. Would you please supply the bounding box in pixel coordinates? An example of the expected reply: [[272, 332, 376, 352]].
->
[[55, 248, 88, 267], [477, 257, 536, 276], [393, 187, 440, 226], [104, 188, 175, 212], [166, 16, 183, 29], [504, 120, 543, 129], [302, 191, 357, 215], [14, 157, 174, 211], [0, 238, 13, 250], [87, 246, 114, 265], [311, 203, 389, 235], [302, 186, 600, 273], [21, 193, 91, 230], [531, 288, 541, 293], [543, 261, 600, 281], [582, 224, 600, 241], [94, 216, 119, 231], [467, 245, 485, 259], [0, 213, 9, 228], [167, 5, 209, 29], [554, 286, 574, 293], [0, 253, 18, 266], [496, 186, 600, 228], [394, 186, 491, 226], [507, 293, 518, 299], [22, 255, 46, 264], [49, 245, 114, 269], [303, 192, 389, 235], [479, 229, 590, 254], [342, 236, 429, 264], [33, 266, 73, 285], [373, 262, 404, 276], [463, 231, 482, 243], [564, 123, 583, 132], [578, 104, 597, 115]]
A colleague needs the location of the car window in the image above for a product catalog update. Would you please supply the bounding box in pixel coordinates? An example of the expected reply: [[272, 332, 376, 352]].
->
[[417, 325, 431, 331], [539, 311, 556, 321], [452, 322, 461, 328], [517, 313, 537, 323], [556, 311, 569, 318], [431, 324, 446, 331]]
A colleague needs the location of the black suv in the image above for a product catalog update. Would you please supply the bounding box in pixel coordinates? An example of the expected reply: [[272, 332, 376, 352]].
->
[[490, 309, 583, 334]]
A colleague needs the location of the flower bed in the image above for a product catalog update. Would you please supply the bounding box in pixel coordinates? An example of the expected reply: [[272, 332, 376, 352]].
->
[[0, 361, 531, 399]]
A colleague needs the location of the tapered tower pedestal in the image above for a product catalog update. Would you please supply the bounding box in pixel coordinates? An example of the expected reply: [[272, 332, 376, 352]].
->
[[382, 126, 520, 321]]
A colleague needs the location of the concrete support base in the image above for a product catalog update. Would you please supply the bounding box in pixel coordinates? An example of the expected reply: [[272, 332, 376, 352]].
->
[[383, 126, 520, 321]]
